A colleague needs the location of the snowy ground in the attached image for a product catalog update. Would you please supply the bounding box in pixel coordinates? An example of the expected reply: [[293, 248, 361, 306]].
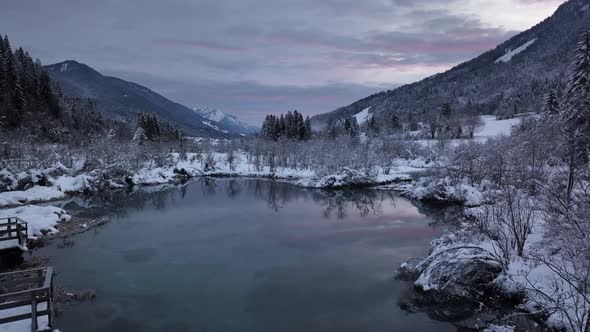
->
[[0, 150, 434, 253], [397, 176, 588, 332], [354, 106, 373, 124], [414, 115, 522, 148], [475, 115, 522, 139], [2, 113, 577, 331], [0, 205, 70, 252]]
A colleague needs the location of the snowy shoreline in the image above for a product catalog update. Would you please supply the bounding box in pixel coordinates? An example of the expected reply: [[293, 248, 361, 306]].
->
[[1, 145, 581, 331], [0, 152, 430, 241]]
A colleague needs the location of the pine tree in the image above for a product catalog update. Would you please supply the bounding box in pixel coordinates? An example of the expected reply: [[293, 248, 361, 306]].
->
[[278, 114, 285, 138], [542, 90, 559, 117], [367, 116, 379, 135], [390, 113, 401, 132], [563, 28, 590, 164], [304, 116, 312, 140]]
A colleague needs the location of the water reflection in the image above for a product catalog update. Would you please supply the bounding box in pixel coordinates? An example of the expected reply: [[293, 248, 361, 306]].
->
[[61, 178, 413, 222], [44, 178, 457, 332]]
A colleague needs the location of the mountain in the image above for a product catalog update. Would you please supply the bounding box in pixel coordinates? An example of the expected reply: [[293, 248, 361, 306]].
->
[[193, 106, 258, 135], [312, 0, 590, 129], [44, 61, 229, 137]]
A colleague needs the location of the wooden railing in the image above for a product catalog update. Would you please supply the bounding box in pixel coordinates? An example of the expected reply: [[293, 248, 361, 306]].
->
[[0, 217, 28, 250], [0, 267, 54, 331]]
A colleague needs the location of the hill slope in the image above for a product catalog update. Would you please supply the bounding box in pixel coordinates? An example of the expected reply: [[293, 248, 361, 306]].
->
[[45, 61, 228, 137], [312, 0, 590, 128]]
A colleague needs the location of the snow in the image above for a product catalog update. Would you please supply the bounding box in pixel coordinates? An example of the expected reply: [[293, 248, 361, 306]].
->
[[194, 107, 258, 134], [0, 173, 94, 208], [297, 158, 429, 188], [0, 205, 70, 240], [413, 115, 522, 149], [0, 186, 66, 207], [0, 238, 23, 251], [405, 177, 588, 332], [195, 106, 226, 122], [475, 115, 521, 138], [202, 120, 229, 134], [129, 152, 317, 186], [483, 325, 515, 332], [404, 177, 484, 206], [495, 38, 537, 63], [354, 107, 373, 124], [0, 302, 49, 332]]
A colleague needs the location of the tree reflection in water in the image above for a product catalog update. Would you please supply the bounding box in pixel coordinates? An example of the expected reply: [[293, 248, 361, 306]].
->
[[58, 178, 430, 222]]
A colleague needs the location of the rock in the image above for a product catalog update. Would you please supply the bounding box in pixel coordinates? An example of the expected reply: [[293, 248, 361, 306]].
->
[[173, 168, 190, 178], [415, 249, 502, 300], [397, 258, 425, 281], [399, 251, 509, 330]]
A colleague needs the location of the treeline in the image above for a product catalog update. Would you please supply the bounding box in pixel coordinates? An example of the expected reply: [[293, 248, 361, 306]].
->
[[325, 112, 402, 139], [133, 112, 185, 144], [260, 110, 312, 141], [0, 34, 60, 129], [0, 34, 186, 147], [426, 104, 483, 139], [435, 28, 590, 330], [0, 34, 124, 143]]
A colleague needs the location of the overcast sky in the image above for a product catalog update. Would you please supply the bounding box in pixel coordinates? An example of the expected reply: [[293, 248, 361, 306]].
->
[[1, 0, 564, 125]]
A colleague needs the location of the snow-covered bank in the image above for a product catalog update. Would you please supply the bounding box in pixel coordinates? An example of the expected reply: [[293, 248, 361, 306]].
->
[[397, 176, 589, 332], [400, 177, 485, 206], [0, 153, 433, 209], [0, 205, 70, 241], [297, 158, 429, 188]]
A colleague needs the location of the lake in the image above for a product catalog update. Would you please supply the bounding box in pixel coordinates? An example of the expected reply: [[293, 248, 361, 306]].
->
[[38, 178, 457, 332]]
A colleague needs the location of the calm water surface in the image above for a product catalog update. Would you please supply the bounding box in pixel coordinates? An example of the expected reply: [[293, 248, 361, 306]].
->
[[39, 179, 457, 332]]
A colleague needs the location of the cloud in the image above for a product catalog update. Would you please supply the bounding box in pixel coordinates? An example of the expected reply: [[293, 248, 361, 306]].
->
[[108, 69, 389, 124], [156, 38, 250, 52], [0, 0, 564, 124]]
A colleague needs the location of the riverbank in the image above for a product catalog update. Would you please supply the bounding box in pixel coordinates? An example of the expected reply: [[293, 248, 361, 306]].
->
[[4, 178, 460, 332], [0, 157, 581, 332], [0, 152, 431, 243], [394, 175, 588, 332]]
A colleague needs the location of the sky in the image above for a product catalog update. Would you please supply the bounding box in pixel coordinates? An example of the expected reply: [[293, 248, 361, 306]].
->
[[1, 0, 565, 125]]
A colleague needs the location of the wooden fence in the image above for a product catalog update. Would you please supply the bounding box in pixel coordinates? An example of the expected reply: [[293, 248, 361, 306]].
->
[[0, 267, 54, 331], [0, 217, 28, 250]]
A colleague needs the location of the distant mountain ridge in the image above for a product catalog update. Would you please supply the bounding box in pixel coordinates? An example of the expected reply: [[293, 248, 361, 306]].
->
[[45, 61, 240, 137], [312, 0, 590, 129], [193, 106, 258, 135]]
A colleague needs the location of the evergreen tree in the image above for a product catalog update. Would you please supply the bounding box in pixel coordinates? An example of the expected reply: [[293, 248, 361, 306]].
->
[[367, 116, 379, 135], [390, 112, 401, 132], [304, 116, 312, 140], [260, 111, 311, 141], [542, 90, 559, 117], [563, 28, 590, 164]]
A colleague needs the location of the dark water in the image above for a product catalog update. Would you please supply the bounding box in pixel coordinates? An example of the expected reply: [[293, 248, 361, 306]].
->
[[39, 179, 457, 332]]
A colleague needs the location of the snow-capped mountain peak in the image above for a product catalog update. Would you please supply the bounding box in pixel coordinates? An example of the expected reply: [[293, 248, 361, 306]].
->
[[193, 107, 259, 135], [195, 106, 226, 123]]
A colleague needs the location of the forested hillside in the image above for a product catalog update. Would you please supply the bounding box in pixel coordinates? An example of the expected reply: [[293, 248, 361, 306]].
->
[[312, 0, 590, 131], [45, 61, 232, 137], [0, 34, 185, 146], [0, 34, 114, 143]]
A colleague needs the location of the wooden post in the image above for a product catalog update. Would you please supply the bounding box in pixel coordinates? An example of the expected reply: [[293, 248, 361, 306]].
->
[[47, 278, 54, 329], [30, 295, 37, 332], [7, 219, 12, 241]]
